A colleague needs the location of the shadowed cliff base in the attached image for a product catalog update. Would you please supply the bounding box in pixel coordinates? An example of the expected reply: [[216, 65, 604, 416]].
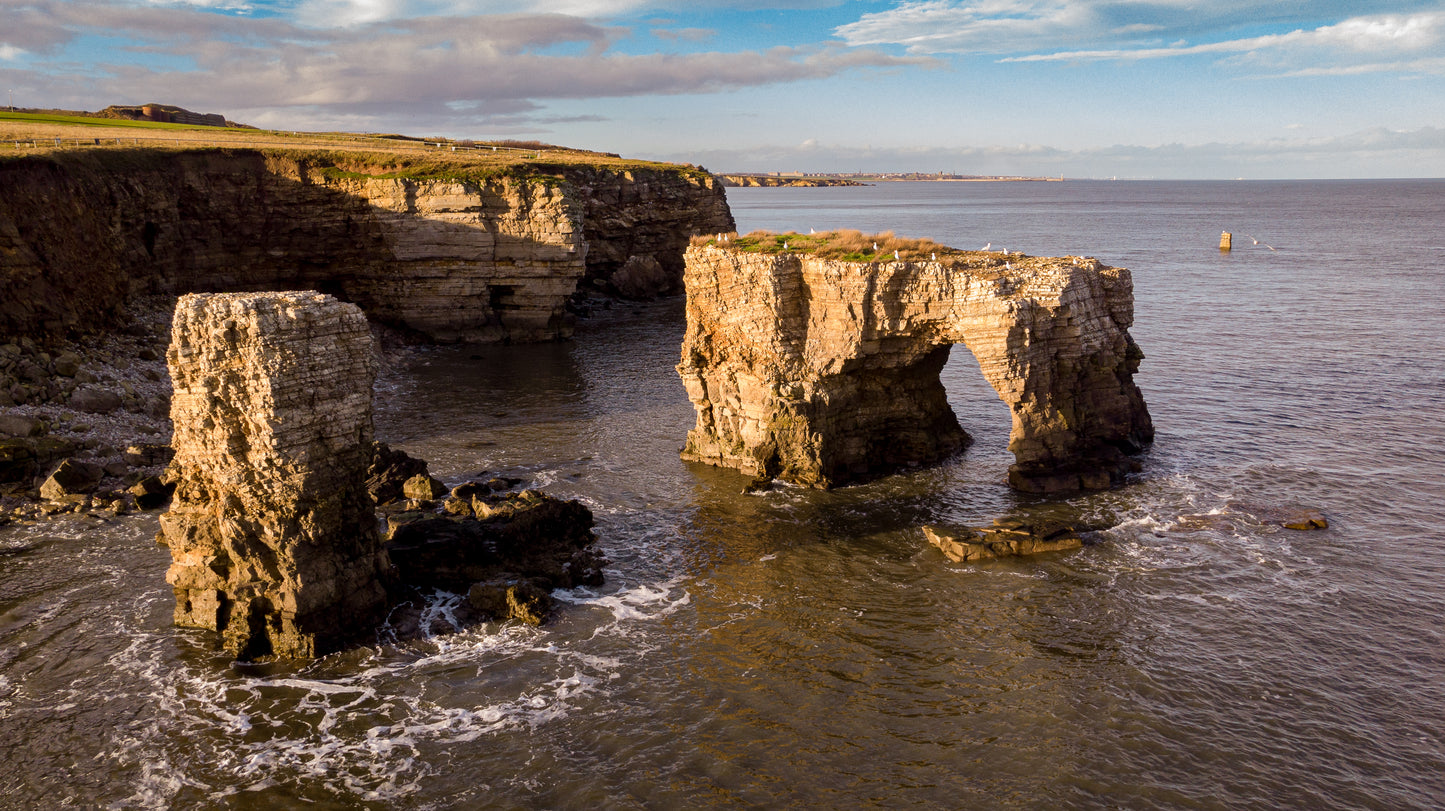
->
[[678, 232, 1153, 493]]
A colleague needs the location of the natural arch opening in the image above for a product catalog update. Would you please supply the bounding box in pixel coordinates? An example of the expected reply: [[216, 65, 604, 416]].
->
[[938, 341, 1015, 471]]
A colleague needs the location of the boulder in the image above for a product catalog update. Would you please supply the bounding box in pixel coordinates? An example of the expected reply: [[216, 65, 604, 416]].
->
[[403, 474, 448, 501], [39, 458, 104, 503], [68, 387, 124, 414], [0, 437, 75, 484], [0, 414, 45, 438], [468, 579, 554, 625], [51, 352, 82, 377], [609, 254, 672, 300], [366, 442, 430, 506], [123, 443, 175, 468]]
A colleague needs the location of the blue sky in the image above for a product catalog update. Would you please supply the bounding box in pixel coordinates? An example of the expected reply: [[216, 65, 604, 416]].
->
[[2, 1, 1442, 177]]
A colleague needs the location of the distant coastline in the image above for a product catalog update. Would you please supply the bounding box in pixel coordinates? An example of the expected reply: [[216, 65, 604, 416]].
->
[[719, 172, 1061, 187]]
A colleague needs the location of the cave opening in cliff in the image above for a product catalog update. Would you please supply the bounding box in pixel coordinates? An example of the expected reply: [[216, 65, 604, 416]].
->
[[487, 284, 521, 312]]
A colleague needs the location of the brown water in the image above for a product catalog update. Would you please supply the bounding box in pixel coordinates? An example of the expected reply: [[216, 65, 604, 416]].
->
[[2, 180, 1443, 808]]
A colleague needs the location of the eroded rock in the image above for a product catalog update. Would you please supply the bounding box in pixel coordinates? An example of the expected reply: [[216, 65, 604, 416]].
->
[[385, 490, 603, 600], [923, 516, 1109, 562], [159, 292, 392, 660], [678, 243, 1153, 491]]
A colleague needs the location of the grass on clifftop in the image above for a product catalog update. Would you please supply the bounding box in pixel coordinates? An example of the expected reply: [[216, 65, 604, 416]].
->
[[691, 229, 992, 263], [0, 113, 715, 182]]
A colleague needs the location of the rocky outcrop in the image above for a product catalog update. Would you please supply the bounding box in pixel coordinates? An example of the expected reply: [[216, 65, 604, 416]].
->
[[677, 241, 1153, 492], [385, 490, 604, 625], [159, 291, 392, 659], [158, 290, 605, 657], [0, 150, 732, 343]]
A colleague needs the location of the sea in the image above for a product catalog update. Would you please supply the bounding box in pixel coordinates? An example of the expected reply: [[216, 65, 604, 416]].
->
[[2, 180, 1443, 809]]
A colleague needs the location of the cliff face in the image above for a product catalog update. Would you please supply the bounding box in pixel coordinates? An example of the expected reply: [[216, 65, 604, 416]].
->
[[561, 165, 734, 294], [0, 150, 733, 342], [677, 245, 1153, 492]]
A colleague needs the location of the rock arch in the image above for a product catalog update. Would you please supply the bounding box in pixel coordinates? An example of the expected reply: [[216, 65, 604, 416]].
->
[[677, 244, 1153, 492]]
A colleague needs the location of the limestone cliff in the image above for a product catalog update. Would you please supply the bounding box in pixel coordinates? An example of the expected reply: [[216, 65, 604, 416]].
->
[[677, 240, 1153, 492], [161, 291, 391, 659], [0, 149, 733, 343]]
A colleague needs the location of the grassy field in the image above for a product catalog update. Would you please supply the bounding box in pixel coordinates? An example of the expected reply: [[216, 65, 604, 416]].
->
[[0, 112, 709, 180], [693, 229, 987, 263], [0, 111, 201, 130]]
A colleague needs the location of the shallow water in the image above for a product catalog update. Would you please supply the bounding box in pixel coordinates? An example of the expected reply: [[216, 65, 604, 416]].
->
[[3, 180, 1444, 808]]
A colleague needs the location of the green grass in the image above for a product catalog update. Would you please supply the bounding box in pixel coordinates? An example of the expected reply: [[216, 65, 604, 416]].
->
[[693, 229, 982, 263], [0, 111, 205, 130]]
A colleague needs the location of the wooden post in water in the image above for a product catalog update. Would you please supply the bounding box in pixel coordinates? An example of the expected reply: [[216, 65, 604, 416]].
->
[[1219, 231, 1232, 251]]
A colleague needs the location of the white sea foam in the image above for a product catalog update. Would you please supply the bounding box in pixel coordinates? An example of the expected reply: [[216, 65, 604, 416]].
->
[[94, 568, 701, 806]]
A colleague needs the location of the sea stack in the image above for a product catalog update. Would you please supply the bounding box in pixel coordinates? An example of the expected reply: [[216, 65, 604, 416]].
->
[[677, 236, 1154, 491], [160, 292, 392, 659]]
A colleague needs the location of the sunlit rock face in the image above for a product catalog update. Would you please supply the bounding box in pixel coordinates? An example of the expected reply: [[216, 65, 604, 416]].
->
[[677, 245, 1153, 492], [160, 291, 392, 659], [0, 152, 733, 343]]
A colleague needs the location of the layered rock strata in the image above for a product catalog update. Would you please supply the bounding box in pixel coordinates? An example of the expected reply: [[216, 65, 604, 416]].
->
[[160, 291, 392, 659], [0, 150, 733, 343], [678, 244, 1153, 491]]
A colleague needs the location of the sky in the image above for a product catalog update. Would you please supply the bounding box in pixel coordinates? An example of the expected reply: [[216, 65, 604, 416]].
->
[[2, 1, 1442, 177]]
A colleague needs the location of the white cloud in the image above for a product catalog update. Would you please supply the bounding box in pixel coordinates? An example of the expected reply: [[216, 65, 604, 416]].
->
[[836, 1, 1445, 79], [10, 2, 928, 122], [0, 44, 29, 61], [1005, 12, 1445, 65], [289, 0, 846, 28], [836, 0, 1097, 55]]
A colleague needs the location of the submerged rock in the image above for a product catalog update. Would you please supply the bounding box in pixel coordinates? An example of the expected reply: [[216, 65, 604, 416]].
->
[[1176, 502, 1331, 533], [924, 516, 1111, 563], [1281, 510, 1329, 531]]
